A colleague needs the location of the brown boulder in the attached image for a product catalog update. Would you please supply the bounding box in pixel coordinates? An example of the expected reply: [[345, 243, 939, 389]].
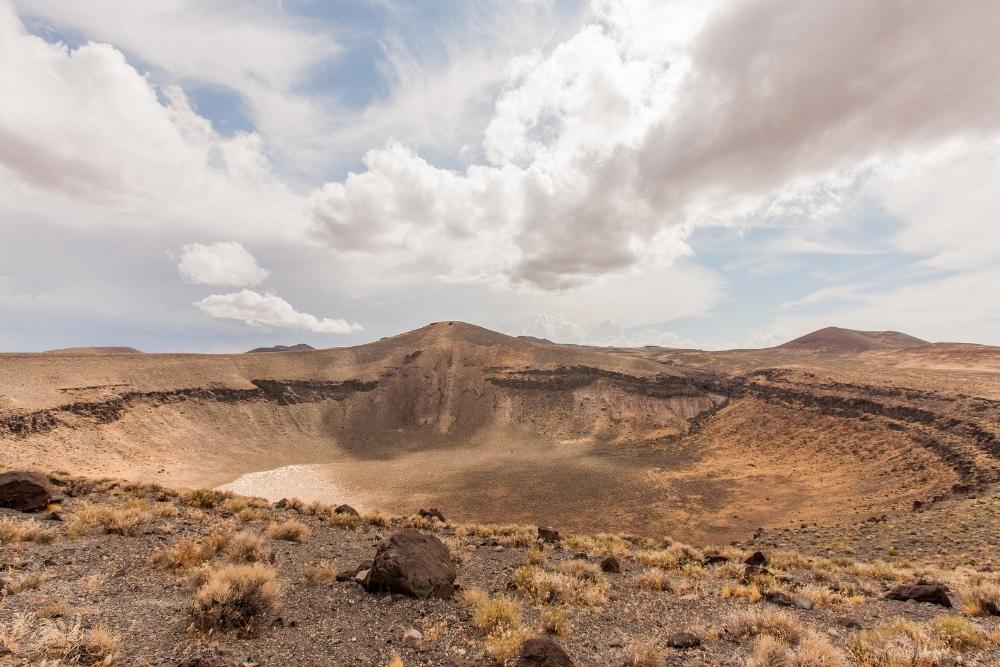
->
[[538, 526, 560, 543], [0, 471, 55, 512], [516, 637, 574, 666], [886, 583, 952, 607], [334, 504, 359, 516], [364, 529, 456, 599], [600, 556, 621, 573]]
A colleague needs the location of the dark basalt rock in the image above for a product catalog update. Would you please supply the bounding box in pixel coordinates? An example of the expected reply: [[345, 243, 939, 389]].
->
[[703, 555, 729, 566], [600, 556, 621, 573], [886, 583, 952, 607], [516, 637, 574, 666], [538, 526, 560, 543], [744, 551, 768, 567], [364, 529, 456, 599], [334, 504, 359, 516], [0, 471, 56, 512], [665, 632, 701, 649]]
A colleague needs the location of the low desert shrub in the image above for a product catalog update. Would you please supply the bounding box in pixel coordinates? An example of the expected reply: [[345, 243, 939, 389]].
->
[[225, 531, 269, 563], [472, 595, 523, 635], [728, 608, 803, 643], [303, 561, 339, 583], [625, 643, 660, 667], [512, 564, 609, 606], [41, 622, 122, 666], [192, 563, 280, 631], [67, 504, 148, 536], [540, 608, 569, 637], [152, 528, 231, 571], [960, 581, 1000, 617], [265, 519, 310, 543], [0, 517, 57, 544], [635, 568, 671, 591]]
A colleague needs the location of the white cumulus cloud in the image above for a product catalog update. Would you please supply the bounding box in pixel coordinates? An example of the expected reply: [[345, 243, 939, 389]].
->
[[196, 290, 362, 334], [177, 242, 270, 287]]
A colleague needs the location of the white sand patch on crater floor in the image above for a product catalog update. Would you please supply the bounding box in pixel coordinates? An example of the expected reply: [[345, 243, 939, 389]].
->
[[216, 463, 364, 511]]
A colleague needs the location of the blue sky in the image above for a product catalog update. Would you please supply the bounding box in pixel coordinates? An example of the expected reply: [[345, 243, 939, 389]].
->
[[1, 0, 998, 352]]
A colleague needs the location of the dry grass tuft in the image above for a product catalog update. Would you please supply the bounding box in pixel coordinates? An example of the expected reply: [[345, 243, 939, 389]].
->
[[303, 561, 340, 583], [795, 632, 849, 666], [4, 571, 50, 595], [225, 531, 269, 563], [540, 608, 569, 637], [484, 628, 534, 662], [0, 517, 57, 544], [152, 528, 232, 571], [959, 581, 1000, 617], [185, 488, 229, 509], [191, 563, 280, 631], [265, 519, 310, 543], [472, 595, 523, 635], [847, 616, 989, 665], [512, 564, 609, 606], [728, 607, 803, 643], [67, 504, 148, 537], [40, 622, 122, 666], [527, 545, 546, 565], [625, 642, 660, 667], [383, 653, 404, 667], [329, 511, 362, 530], [746, 635, 792, 667], [634, 568, 671, 591]]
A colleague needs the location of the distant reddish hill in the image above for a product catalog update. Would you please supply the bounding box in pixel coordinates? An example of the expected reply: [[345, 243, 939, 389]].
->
[[245, 343, 317, 354], [778, 326, 928, 352]]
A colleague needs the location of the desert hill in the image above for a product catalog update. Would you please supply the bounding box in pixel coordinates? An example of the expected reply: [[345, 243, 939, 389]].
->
[[246, 343, 317, 354], [1, 321, 998, 552], [777, 326, 928, 352]]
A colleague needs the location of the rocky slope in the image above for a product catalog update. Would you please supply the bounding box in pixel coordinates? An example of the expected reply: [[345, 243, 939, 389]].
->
[[0, 475, 998, 666]]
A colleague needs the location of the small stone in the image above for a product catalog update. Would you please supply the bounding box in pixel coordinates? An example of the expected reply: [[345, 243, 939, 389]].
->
[[744, 551, 768, 567], [354, 569, 370, 583], [494, 545, 505, 552], [793, 596, 813, 610], [665, 632, 701, 649], [334, 504, 359, 516], [600, 556, 621, 573], [403, 629, 422, 645], [464, 544, 477, 553]]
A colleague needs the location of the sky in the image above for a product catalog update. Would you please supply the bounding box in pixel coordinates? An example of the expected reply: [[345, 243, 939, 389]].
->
[[1, 0, 998, 352]]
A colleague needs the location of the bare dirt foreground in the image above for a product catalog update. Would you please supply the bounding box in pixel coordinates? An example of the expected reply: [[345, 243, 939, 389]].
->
[[0, 476, 998, 666]]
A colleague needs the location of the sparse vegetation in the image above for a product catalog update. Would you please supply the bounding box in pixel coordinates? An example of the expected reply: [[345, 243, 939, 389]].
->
[[67, 503, 149, 536], [265, 519, 311, 542], [512, 564, 609, 605], [191, 563, 280, 631], [0, 516, 57, 543]]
